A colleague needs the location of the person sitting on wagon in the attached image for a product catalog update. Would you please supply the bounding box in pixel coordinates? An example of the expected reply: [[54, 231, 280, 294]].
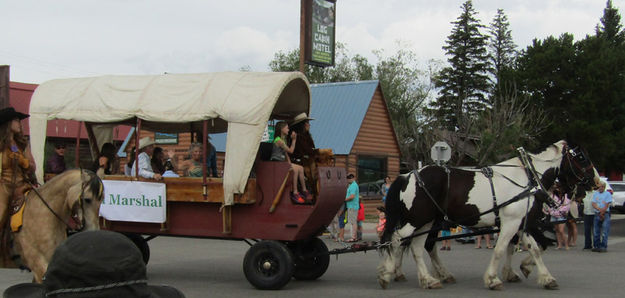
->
[[131, 137, 162, 181], [124, 146, 135, 176], [270, 121, 309, 203], [45, 142, 66, 174], [205, 135, 219, 177], [288, 112, 315, 165], [162, 159, 180, 177], [92, 142, 117, 177], [152, 146, 176, 176], [289, 113, 317, 195], [178, 143, 204, 177]]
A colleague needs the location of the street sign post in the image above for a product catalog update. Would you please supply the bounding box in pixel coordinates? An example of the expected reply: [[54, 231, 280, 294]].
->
[[431, 141, 451, 165]]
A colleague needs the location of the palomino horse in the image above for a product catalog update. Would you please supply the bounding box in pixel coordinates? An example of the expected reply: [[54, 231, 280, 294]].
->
[[378, 140, 598, 290], [9, 169, 103, 282]]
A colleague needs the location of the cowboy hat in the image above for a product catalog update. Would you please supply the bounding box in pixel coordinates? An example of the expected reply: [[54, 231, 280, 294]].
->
[[290, 112, 314, 126], [0, 107, 29, 125], [3, 230, 185, 298], [138, 136, 156, 150]]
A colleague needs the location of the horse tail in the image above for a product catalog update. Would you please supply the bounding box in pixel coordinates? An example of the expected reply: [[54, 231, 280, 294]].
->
[[381, 173, 410, 245]]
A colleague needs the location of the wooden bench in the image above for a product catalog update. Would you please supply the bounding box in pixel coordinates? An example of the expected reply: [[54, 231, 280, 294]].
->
[[102, 175, 256, 204]]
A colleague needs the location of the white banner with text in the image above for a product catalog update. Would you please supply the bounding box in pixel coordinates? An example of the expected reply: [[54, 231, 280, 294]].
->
[[100, 180, 167, 223]]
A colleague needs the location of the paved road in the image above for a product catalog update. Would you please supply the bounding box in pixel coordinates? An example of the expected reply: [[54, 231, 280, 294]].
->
[[2, 216, 625, 297]]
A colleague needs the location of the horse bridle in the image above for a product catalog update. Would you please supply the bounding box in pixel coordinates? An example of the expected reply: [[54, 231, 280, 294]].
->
[[562, 144, 595, 186], [29, 171, 94, 232]]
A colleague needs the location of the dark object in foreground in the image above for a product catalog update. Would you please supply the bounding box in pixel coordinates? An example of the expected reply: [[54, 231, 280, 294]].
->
[[3, 230, 185, 298]]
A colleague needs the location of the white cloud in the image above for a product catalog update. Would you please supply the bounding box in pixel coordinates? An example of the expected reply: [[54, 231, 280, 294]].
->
[[1, 0, 624, 83]]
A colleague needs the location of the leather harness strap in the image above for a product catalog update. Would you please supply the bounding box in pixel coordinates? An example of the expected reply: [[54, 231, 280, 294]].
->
[[481, 167, 500, 227]]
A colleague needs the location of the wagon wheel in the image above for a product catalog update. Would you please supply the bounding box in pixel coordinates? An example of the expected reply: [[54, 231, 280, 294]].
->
[[291, 237, 330, 280], [122, 233, 150, 265], [243, 240, 294, 290]]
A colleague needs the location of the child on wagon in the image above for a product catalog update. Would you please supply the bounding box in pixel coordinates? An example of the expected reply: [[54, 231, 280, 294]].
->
[[270, 121, 309, 203]]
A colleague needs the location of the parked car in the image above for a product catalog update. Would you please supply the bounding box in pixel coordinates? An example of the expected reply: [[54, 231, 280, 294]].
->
[[609, 181, 625, 213], [359, 179, 384, 197]]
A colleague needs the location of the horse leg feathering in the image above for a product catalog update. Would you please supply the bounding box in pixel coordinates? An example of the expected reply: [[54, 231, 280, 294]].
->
[[521, 232, 558, 289]]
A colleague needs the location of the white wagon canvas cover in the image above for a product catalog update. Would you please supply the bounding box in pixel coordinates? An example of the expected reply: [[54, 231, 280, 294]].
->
[[29, 71, 310, 205]]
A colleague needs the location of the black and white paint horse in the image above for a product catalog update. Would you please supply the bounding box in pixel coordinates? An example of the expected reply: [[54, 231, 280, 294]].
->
[[378, 140, 598, 290]]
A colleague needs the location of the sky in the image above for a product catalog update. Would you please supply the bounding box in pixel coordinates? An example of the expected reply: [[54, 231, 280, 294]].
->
[[1, 0, 623, 84]]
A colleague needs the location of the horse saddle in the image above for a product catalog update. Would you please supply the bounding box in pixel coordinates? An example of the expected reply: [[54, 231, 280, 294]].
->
[[10, 201, 26, 233], [9, 186, 31, 233]]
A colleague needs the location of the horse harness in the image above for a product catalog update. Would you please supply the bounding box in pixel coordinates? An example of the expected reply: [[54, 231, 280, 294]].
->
[[399, 146, 575, 244]]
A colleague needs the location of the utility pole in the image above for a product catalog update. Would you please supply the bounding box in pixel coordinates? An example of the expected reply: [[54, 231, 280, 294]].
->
[[0, 65, 9, 108], [299, 0, 307, 73]]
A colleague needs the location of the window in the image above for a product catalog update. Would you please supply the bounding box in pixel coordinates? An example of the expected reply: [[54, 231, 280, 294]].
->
[[357, 156, 386, 197], [357, 156, 387, 183]]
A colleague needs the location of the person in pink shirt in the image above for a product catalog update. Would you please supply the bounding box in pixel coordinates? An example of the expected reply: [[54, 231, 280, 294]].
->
[[544, 182, 571, 250], [376, 206, 386, 240]]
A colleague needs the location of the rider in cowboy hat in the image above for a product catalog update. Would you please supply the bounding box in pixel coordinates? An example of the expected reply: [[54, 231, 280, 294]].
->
[[3, 230, 186, 298], [288, 112, 316, 200], [0, 107, 35, 267]]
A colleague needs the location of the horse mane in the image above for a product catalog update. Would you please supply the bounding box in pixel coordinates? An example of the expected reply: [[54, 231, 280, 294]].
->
[[39, 169, 103, 201]]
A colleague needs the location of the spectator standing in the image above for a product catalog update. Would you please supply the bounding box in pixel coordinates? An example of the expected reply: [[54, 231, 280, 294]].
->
[[440, 222, 452, 250], [475, 233, 492, 249], [328, 202, 345, 241], [356, 201, 365, 241], [341, 173, 359, 242], [45, 143, 66, 174], [381, 176, 391, 203], [592, 181, 612, 252], [566, 195, 580, 247], [582, 189, 595, 250], [376, 206, 386, 239], [545, 183, 571, 250]]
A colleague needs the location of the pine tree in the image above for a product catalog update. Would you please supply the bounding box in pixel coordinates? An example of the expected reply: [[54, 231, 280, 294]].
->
[[596, 0, 625, 44], [431, 0, 492, 131], [488, 8, 517, 95]]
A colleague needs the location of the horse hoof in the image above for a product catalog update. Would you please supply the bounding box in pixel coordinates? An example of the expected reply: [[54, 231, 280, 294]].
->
[[442, 276, 456, 284], [544, 280, 559, 290], [378, 278, 389, 289], [507, 274, 521, 283], [427, 281, 443, 289], [394, 274, 407, 282], [489, 282, 504, 290]]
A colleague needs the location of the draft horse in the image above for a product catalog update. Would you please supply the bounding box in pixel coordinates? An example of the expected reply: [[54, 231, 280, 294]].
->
[[378, 140, 598, 290], [8, 169, 103, 282]]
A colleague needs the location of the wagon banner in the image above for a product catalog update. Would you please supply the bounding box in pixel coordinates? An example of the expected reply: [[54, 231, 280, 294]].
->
[[100, 180, 167, 223]]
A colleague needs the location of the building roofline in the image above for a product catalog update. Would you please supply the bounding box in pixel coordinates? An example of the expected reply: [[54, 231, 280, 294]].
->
[[310, 80, 378, 87]]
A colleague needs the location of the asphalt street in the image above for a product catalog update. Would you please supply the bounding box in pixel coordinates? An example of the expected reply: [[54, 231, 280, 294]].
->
[[2, 215, 625, 297]]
